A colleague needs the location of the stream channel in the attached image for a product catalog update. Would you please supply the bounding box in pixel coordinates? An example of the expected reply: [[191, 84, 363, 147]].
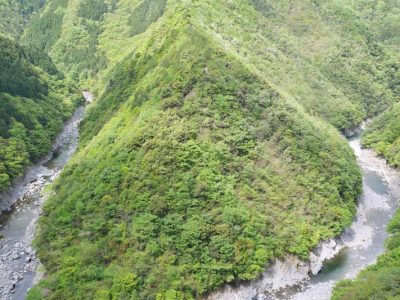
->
[[0, 102, 86, 299]]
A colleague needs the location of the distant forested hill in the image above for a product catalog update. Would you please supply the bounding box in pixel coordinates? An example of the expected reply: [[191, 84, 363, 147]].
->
[[0, 0, 44, 39], [23, 0, 399, 132], [357, 0, 400, 166], [0, 35, 82, 192]]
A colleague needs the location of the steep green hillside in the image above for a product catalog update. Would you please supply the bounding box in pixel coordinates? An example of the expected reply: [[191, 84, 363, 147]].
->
[[26, 2, 365, 299], [23, 0, 399, 131], [0, 0, 43, 39], [22, 0, 169, 87], [193, 0, 399, 131], [21, 0, 399, 299], [361, 102, 400, 167], [0, 35, 82, 192]]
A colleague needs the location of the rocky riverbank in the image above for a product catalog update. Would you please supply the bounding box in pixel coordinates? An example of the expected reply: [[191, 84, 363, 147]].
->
[[207, 129, 400, 300], [0, 240, 38, 297], [0, 101, 87, 299], [206, 239, 342, 300]]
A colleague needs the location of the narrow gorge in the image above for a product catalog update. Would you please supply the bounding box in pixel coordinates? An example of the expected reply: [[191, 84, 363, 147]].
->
[[0, 95, 88, 299], [0, 0, 399, 299]]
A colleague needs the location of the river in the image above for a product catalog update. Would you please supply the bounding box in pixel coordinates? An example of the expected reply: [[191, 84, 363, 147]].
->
[[0, 104, 85, 299]]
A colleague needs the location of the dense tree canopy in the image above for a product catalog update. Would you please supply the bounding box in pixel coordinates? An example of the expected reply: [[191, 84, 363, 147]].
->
[[0, 36, 82, 192], [13, 0, 400, 299], [362, 102, 400, 168], [29, 25, 362, 299], [0, 0, 43, 39]]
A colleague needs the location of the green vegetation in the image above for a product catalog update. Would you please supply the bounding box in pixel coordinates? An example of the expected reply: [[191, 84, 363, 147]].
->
[[21, 0, 67, 52], [331, 3, 400, 297], [16, 0, 399, 299], [22, 0, 110, 86], [332, 210, 400, 299], [0, 0, 43, 39], [0, 35, 82, 192], [30, 24, 361, 299], [78, 0, 109, 21], [362, 102, 400, 168], [23, 0, 399, 131], [196, 0, 399, 131], [127, 0, 167, 36]]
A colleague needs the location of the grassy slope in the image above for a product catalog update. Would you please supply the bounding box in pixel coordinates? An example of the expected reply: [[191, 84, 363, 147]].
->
[[23, 0, 398, 299], [0, 35, 83, 192]]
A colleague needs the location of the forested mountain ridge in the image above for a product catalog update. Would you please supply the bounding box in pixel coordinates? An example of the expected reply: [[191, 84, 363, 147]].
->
[[8, 0, 397, 299], [18, 0, 400, 299], [23, 0, 399, 132], [29, 18, 363, 299], [0, 34, 83, 192]]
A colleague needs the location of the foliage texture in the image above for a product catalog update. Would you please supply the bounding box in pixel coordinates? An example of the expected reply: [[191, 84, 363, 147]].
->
[[20, 0, 400, 299]]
